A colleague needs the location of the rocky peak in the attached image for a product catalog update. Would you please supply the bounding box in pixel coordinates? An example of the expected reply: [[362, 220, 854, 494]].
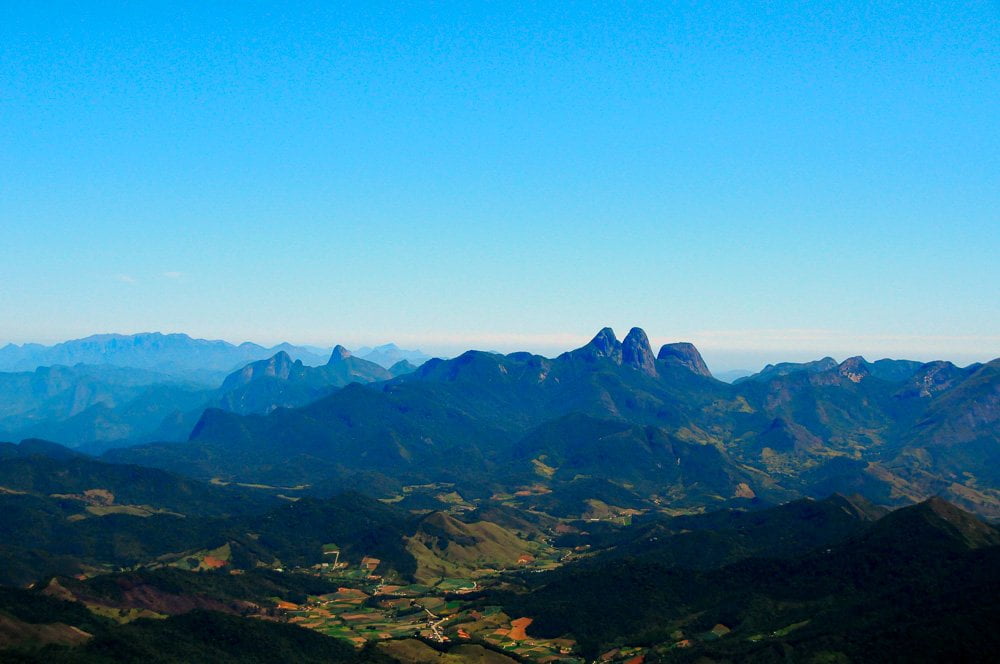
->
[[622, 327, 657, 376], [327, 345, 352, 364], [220, 351, 298, 390], [892, 360, 971, 399], [838, 356, 870, 383], [268, 350, 295, 372], [590, 327, 621, 357], [568, 327, 623, 363], [657, 342, 712, 377]]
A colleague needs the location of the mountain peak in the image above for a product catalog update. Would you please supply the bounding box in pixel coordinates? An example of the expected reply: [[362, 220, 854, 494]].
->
[[328, 345, 352, 364], [657, 342, 711, 377], [838, 356, 870, 383], [622, 328, 657, 376], [824, 493, 889, 521], [388, 359, 417, 377], [735, 356, 840, 384], [590, 327, 619, 353], [919, 496, 998, 543], [568, 327, 623, 363], [271, 350, 293, 364], [220, 350, 300, 390], [868, 497, 1000, 551]]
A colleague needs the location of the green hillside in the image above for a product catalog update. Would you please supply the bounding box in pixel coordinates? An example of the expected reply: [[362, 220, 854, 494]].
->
[[501, 498, 1000, 660]]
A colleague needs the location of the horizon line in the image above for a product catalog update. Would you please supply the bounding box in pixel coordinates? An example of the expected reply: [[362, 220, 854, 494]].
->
[[2, 327, 998, 372]]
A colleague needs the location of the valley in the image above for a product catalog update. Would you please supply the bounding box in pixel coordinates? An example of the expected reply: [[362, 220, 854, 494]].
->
[[6, 5, 996, 660]]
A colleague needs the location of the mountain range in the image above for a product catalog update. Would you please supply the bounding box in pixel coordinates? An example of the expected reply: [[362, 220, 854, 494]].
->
[[211, 346, 414, 415], [0, 345, 418, 451], [0, 333, 331, 383], [352, 344, 434, 370], [100, 326, 999, 519], [0, 326, 997, 662], [0, 333, 434, 378]]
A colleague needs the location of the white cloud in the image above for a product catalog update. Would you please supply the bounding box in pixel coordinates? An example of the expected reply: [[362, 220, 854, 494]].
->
[[115, 274, 137, 284], [162, 271, 184, 279]]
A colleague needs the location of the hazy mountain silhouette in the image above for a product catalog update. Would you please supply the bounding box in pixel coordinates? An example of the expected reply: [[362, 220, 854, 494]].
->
[[0, 333, 329, 382]]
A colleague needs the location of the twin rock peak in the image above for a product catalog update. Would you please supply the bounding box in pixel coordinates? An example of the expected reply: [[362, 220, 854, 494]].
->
[[570, 327, 711, 378]]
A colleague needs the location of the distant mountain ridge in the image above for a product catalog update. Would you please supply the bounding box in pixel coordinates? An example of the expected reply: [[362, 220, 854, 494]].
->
[[352, 343, 433, 369], [5, 327, 997, 519], [0, 345, 408, 448], [736, 355, 932, 384], [107, 326, 1000, 518], [713, 368, 753, 383], [0, 364, 213, 451], [0, 333, 330, 382], [210, 347, 400, 415]]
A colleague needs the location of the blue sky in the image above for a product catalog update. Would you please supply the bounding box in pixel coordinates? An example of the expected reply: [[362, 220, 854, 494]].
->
[[1, 2, 997, 370]]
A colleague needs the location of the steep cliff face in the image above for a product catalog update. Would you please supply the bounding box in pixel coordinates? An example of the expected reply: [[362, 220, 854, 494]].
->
[[657, 342, 711, 377], [622, 328, 658, 376]]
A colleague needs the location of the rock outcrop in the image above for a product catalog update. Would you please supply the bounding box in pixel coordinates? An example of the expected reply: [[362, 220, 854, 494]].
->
[[622, 328, 657, 376], [657, 342, 711, 377]]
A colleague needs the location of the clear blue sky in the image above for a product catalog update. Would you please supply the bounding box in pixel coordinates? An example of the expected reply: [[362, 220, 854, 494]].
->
[[1, 2, 997, 370]]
